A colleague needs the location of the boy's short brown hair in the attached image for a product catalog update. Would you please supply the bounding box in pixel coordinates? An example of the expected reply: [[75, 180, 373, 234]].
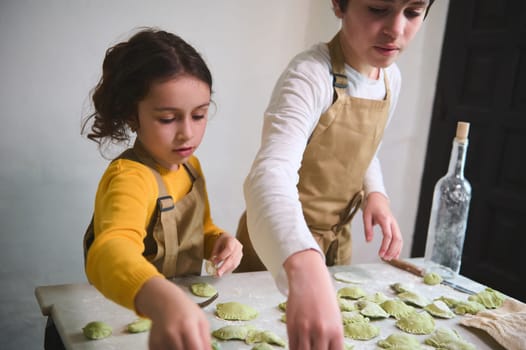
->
[[337, 0, 435, 17]]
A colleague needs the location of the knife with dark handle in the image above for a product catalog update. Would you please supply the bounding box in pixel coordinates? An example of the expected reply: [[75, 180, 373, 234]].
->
[[197, 292, 218, 308], [384, 259, 476, 295]]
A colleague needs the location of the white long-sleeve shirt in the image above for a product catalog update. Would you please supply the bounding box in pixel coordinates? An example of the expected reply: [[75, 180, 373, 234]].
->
[[244, 42, 401, 294]]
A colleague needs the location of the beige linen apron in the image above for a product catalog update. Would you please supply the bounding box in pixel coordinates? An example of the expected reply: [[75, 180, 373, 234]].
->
[[83, 141, 205, 278], [236, 32, 391, 272]]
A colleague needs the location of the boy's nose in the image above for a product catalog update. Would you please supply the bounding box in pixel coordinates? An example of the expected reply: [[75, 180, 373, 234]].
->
[[383, 14, 405, 39]]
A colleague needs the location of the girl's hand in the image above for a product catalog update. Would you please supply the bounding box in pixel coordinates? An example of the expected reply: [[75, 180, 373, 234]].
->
[[362, 192, 403, 260], [135, 276, 211, 350], [210, 233, 243, 276]]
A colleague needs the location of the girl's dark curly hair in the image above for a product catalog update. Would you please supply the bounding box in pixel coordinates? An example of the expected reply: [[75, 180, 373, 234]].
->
[[337, 0, 435, 17], [82, 28, 212, 147]]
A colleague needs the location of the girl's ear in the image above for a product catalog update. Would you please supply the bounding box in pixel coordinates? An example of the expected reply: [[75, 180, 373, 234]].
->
[[332, 0, 344, 18], [128, 116, 139, 132]]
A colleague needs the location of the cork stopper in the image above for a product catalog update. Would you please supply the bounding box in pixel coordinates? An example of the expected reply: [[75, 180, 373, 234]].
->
[[455, 121, 470, 143]]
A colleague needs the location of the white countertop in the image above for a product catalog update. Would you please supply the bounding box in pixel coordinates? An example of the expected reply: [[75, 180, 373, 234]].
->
[[35, 259, 506, 349]]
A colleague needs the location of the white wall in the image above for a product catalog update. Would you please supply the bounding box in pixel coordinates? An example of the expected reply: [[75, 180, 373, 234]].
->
[[0, 1, 448, 348]]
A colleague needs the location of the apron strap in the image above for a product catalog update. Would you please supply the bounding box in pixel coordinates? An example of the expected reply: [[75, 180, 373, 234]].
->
[[332, 190, 364, 233], [328, 32, 349, 91]]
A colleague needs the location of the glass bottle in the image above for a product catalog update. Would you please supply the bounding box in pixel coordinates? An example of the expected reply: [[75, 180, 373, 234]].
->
[[424, 121, 472, 279]]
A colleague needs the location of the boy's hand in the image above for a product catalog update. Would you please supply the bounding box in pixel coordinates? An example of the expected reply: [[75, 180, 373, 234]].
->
[[362, 192, 403, 260]]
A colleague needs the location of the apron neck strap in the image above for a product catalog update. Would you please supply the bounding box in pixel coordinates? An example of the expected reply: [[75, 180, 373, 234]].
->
[[328, 32, 348, 89]]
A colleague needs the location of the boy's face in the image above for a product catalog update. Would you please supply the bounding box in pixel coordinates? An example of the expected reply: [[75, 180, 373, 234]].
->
[[333, 0, 428, 77]]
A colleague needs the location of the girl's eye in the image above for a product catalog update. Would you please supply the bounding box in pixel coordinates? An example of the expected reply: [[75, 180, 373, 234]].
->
[[192, 115, 205, 121], [159, 118, 176, 124]]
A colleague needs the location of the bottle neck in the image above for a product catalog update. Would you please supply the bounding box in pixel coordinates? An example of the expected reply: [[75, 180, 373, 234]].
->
[[447, 138, 468, 178]]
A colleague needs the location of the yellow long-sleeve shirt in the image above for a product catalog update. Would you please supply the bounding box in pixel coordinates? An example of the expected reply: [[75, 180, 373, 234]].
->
[[85, 155, 223, 311]]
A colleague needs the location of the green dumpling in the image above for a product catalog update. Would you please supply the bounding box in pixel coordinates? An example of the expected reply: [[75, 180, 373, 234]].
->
[[337, 286, 367, 300], [435, 296, 460, 308], [343, 322, 379, 340], [245, 330, 286, 347], [377, 332, 423, 349], [363, 292, 389, 304], [453, 300, 485, 315], [468, 288, 506, 309], [338, 297, 357, 312], [395, 311, 435, 335], [424, 300, 455, 319], [216, 302, 259, 320], [397, 291, 430, 308], [425, 327, 475, 350], [126, 318, 152, 333], [82, 321, 112, 340], [212, 324, 256, 340], [341, 311, 369, 325], [390, 282, 413, 294], [190, 282, 217, 297], [356, 300, 390, 319], [423, 272, 443, 285], [381, 299, 415, 319]]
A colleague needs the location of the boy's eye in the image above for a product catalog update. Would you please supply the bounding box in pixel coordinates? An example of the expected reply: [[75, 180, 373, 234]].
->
[[405, 8, 424, 18], [369, 7, 387, 15]]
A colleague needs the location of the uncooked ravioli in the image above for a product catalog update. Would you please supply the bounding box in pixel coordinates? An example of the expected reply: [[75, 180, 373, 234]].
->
[[363, 291, 388, 304], [337, 286, 367, 300], [82, 321, 112, 340], [381, 299, 415, 319], [216, 301, 259, 320], [212, 324, 256, 340], [190, 282, 217, 297], [425, 327, 475, 350], [423, 272, 443, 285], [397, 291, 430, 308], [390, 282, 413, 294], [377, 333, 423, 349], [424, 300, 455, 319], [338, 297, 357, 312], [341, 311, 369, 325], [395, 311, 435, 335], [435, 296, 460, 308], [343, 322, 380, 340], [245, 330, 286, 347], [468, 287, 506, 309], [126, 318, 152, 333], [356, 300, 390, 319], [453, 300, 485, 315]]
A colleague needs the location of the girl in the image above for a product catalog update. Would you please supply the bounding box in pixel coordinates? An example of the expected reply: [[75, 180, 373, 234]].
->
[[237, 0, 434, 349], [82, 28, 242, 349]]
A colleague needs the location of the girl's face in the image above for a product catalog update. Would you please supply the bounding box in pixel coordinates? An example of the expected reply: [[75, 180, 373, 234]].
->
[[135, 75, 210, 171], [333, 0, 428, 78]]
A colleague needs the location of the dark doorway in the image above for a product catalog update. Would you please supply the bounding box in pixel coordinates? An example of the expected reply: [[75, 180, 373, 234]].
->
[[412, 0, 526, 301]]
